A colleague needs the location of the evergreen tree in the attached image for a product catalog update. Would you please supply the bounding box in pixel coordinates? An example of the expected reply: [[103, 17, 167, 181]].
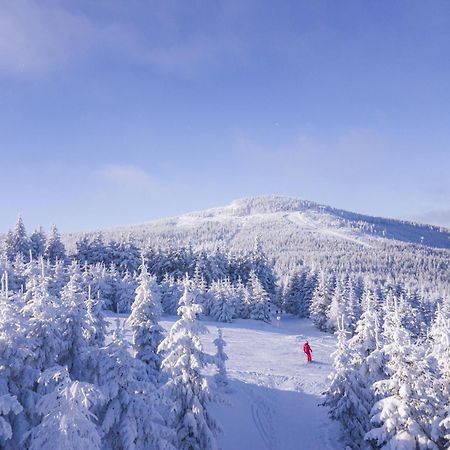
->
[[85, 287, 108, 348], [88, 322, 175, 450], [4, 217, 30, 261], [326, 278, 347, 332], [430, 303, 450, 447], [248, 271, 271, 323], [116, 270, 137, 313], [29, 228, 46, 260], [365, 307, 439, 449], [310, 272, 331, 331], [127, 262, 164, 378], [209, 281, 234, 323], [44, 225, 66, 263], [324, 316, 372, 447], [58, 270, 90, 377], [26, 367, 101, 450], [213, 329, 229, 389], [158, 287, 218, 450]]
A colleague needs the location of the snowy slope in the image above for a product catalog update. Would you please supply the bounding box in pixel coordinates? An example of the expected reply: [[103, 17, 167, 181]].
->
[[66, 195, 450, 251], [108, 314, 343, 450]]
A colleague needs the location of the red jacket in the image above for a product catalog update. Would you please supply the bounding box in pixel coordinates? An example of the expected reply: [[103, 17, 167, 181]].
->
[[303, 343, 312, 354]]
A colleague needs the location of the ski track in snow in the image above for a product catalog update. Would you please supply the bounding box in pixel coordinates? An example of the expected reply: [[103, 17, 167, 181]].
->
[[108, 314, 343, 450], [286, 211, 375, 249]]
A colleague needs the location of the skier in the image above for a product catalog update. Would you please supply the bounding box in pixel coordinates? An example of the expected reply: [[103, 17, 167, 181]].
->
[[303, 341, 312, 363]]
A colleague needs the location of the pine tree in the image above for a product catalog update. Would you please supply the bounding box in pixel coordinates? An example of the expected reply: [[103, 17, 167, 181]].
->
[[310, 272, 331, 331], [365, 306, 439, 449], [0, 395, 22, 444], [430, 303, 450, 447], [44, 225, 66, 263], [26, 367, 101, 450], [324, 316, 372, 447], [29, 228, 46, 260], [87, 321, 175, 450], [213, 329, 229, 388], [116, 270, 137, 313], [248, 271, 271, 322], [209, 281, 234, 323], [127, 262, 164, 378], [158, 287, 218, 450], [4, 217, 30, 261], [326, 278, 347, 332], [21, 269, 63, 371], [345, 278, 362, 336], [58, 269, 90, 377], [85, 287, 108, 348]]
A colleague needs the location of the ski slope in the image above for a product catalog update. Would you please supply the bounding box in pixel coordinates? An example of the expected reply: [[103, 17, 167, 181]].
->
[[108, 314, 343, 450]]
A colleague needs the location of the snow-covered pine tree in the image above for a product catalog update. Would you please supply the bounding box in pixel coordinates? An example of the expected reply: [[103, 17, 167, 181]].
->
[[160, 274, 182, 315], [127, 262, 164, 377], [85, 288, 108, 348], [4, 217, 30, 262], [209, 280, 234, 323], [21, 267, 63, 371], [326, 277, 347, 332], [310, 272, 331, 331], [158, 287, 218, 450], [283, 271, 306, 316], [232, 277, 247, 319], [213, 328, 229, 388], [345, 278, 362, 336], [430, 303, 450, 448], [44, 225, 66, 263], [115, 269, 137, 313], [85, 320, 175, 450], [58, 268, 90, 378], [0, 395, 22, 445], [250, 236, 277, 296], [29, 228, 46, 260], [26, 367, 101, 450], [248, 270, 271, 323], [324, 316, 372, 447], [365, 305, 439, 449]]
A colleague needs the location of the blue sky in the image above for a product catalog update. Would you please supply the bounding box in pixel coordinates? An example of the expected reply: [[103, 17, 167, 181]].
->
[[1, 0, 449, 232]]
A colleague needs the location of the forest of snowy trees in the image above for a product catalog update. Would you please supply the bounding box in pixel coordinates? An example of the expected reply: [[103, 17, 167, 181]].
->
[[0, 217, 449, 449]]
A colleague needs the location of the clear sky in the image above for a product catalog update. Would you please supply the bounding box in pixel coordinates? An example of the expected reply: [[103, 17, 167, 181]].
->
[[1, 0, 449, 232]]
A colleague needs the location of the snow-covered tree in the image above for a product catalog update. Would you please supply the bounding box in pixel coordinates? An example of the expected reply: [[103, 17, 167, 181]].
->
[[85, 288, 108, 348], [326, 278, 347, 332], [213, 329, 229, 388], [87, 321, 175, 450], [0, 395, 22, 444], [160, 274, 182, 315], [429, 303, 450, 447], [158, 287, 218, 450], [365, 306, 439, 449], [58, 269, 90, 377], [116, 270, 137, 313], [246, 270, 271, 322], [127, 262, 164, 377], [209, 281, 234, 323], [4, 217, 30, 261], [26, 367, 101, 450], [324, 316, 372, 446], [21, 270, 63, 371], [310, 272, 331, 331], [44, 225, 66, 263], [29, 228, 46, 260]]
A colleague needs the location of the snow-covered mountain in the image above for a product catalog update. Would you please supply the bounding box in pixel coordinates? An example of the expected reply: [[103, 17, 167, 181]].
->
[[63, 196, 449, 292], [68, 195, 450, 250]]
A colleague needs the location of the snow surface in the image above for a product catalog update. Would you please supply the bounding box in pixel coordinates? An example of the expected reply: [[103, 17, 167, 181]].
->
[[107, 314, 343, 450]]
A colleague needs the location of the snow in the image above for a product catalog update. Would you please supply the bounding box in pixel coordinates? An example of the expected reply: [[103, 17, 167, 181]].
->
[[106, 313, 343, 450]]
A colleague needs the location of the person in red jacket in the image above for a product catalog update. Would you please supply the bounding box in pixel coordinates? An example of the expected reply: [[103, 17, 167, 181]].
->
[[303, 341, 312, 363]]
